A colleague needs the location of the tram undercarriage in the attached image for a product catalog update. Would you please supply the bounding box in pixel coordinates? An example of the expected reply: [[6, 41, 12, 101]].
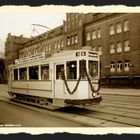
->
[[8, 92, 102, 110]]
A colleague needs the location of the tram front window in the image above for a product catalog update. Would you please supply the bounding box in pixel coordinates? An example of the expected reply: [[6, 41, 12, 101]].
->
[[19, 68, 27, 80], [66, 61, 77, 80], [89, 60, 98, 78], [29, 66, 39, 80]]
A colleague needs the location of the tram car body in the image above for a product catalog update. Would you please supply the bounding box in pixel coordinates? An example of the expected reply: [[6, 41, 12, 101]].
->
[[8, 47, 102, 109]]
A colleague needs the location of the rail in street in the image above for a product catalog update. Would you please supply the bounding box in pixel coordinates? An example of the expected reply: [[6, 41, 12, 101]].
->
[[0, 84, 140, 127]]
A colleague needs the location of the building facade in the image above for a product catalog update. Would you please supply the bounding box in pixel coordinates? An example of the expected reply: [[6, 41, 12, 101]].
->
[[0, 58, 6, 83], [83, 13, 140, 87], [5, 33, 29, 80], [5, 13, 140, 87]]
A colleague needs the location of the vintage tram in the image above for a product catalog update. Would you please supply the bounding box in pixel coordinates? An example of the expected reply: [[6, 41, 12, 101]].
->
[[8, 47, 102, 109]]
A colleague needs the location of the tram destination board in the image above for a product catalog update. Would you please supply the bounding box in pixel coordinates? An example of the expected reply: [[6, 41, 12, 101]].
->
[[15, 52, 45, 65]]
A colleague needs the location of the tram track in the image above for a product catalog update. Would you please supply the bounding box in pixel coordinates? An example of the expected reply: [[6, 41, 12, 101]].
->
[[13, 98, 140, 127], [83, 107, 140, 127], [102, 99, 140, 106], [101, 102, 140, 110], [0, 98, 97, 127], [85, 105, 140, 119], [0, 95, 140, 127], [1, 97, 124, 127]]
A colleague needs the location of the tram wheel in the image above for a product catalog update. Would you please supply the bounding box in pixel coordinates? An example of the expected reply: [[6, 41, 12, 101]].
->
[[39, 98, 46, 105]]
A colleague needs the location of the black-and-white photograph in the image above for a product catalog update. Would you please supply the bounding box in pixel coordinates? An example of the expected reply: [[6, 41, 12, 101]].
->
[[0, 7, 140, 133]]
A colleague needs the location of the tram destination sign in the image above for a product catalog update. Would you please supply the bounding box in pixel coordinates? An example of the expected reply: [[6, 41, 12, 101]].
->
[[88, 52, 98, 57], [15, 52, 45, 65]]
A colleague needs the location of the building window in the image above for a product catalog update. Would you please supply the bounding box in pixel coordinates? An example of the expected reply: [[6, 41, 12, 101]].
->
[[110, 43, 115, 54], [124, 60, 130, 72], [42, 46, 45, 52], [117, 61, 123, 72], [48, 44, 51, 51], [65, 25, 67, 32], [71, 36, 74, 45], [116, 22, 122, 33], [61, 40, 64, 48], [92, 30, 96, 40], [109, 25, 115, 35], [67, 37, 70, 46], [86, 32, 91, 41], [45, 45, 48, 52], [79, 19, 82, 26], [124, 40, 130, 52], [54, 42, 57, 49], [67, 16, 70, 22], [74, 34, 78, 43], [57, 41, 60, 49], [97, 28, 101, 38], [71, 21, 74, 27], [67, 23, 70, 31], [110, 62, 115, 72], [117, 42, 122, 53], [124, 20, 129, 32]]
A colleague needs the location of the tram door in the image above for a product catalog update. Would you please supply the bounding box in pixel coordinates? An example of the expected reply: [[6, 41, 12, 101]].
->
[[54, 64, 65, 98]]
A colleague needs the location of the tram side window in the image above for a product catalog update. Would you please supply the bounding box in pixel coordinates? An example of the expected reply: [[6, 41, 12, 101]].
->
[[41, 65, 49, 80], [89, 60, 98, 78], [29, 66, 39, 80], [79, 60, 86, 79], [66, 61, 77, 79], [19, 68, 27, 80], [56, 64, 64, 79], [14, 69, 18, 80]]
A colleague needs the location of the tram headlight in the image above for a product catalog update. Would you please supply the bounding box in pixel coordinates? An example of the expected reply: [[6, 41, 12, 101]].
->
[[92, 92, 96, 97], [71, 64, 75, 68]]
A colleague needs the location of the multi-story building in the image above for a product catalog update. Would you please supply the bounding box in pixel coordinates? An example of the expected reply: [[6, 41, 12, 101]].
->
[[83, 13, 140, 87], [0, 58, 6, 83], [5, 13, 140, 87], [5, 33, 29, 80]]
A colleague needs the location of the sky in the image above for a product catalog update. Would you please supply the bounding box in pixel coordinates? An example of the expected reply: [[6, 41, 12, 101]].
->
[[0, 5, 138, 52], [0, 10, 66, 51]]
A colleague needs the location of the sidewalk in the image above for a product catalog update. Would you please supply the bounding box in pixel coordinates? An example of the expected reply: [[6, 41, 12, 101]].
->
[[100, 88, 140, 96], [0, 84, 9, 98]]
